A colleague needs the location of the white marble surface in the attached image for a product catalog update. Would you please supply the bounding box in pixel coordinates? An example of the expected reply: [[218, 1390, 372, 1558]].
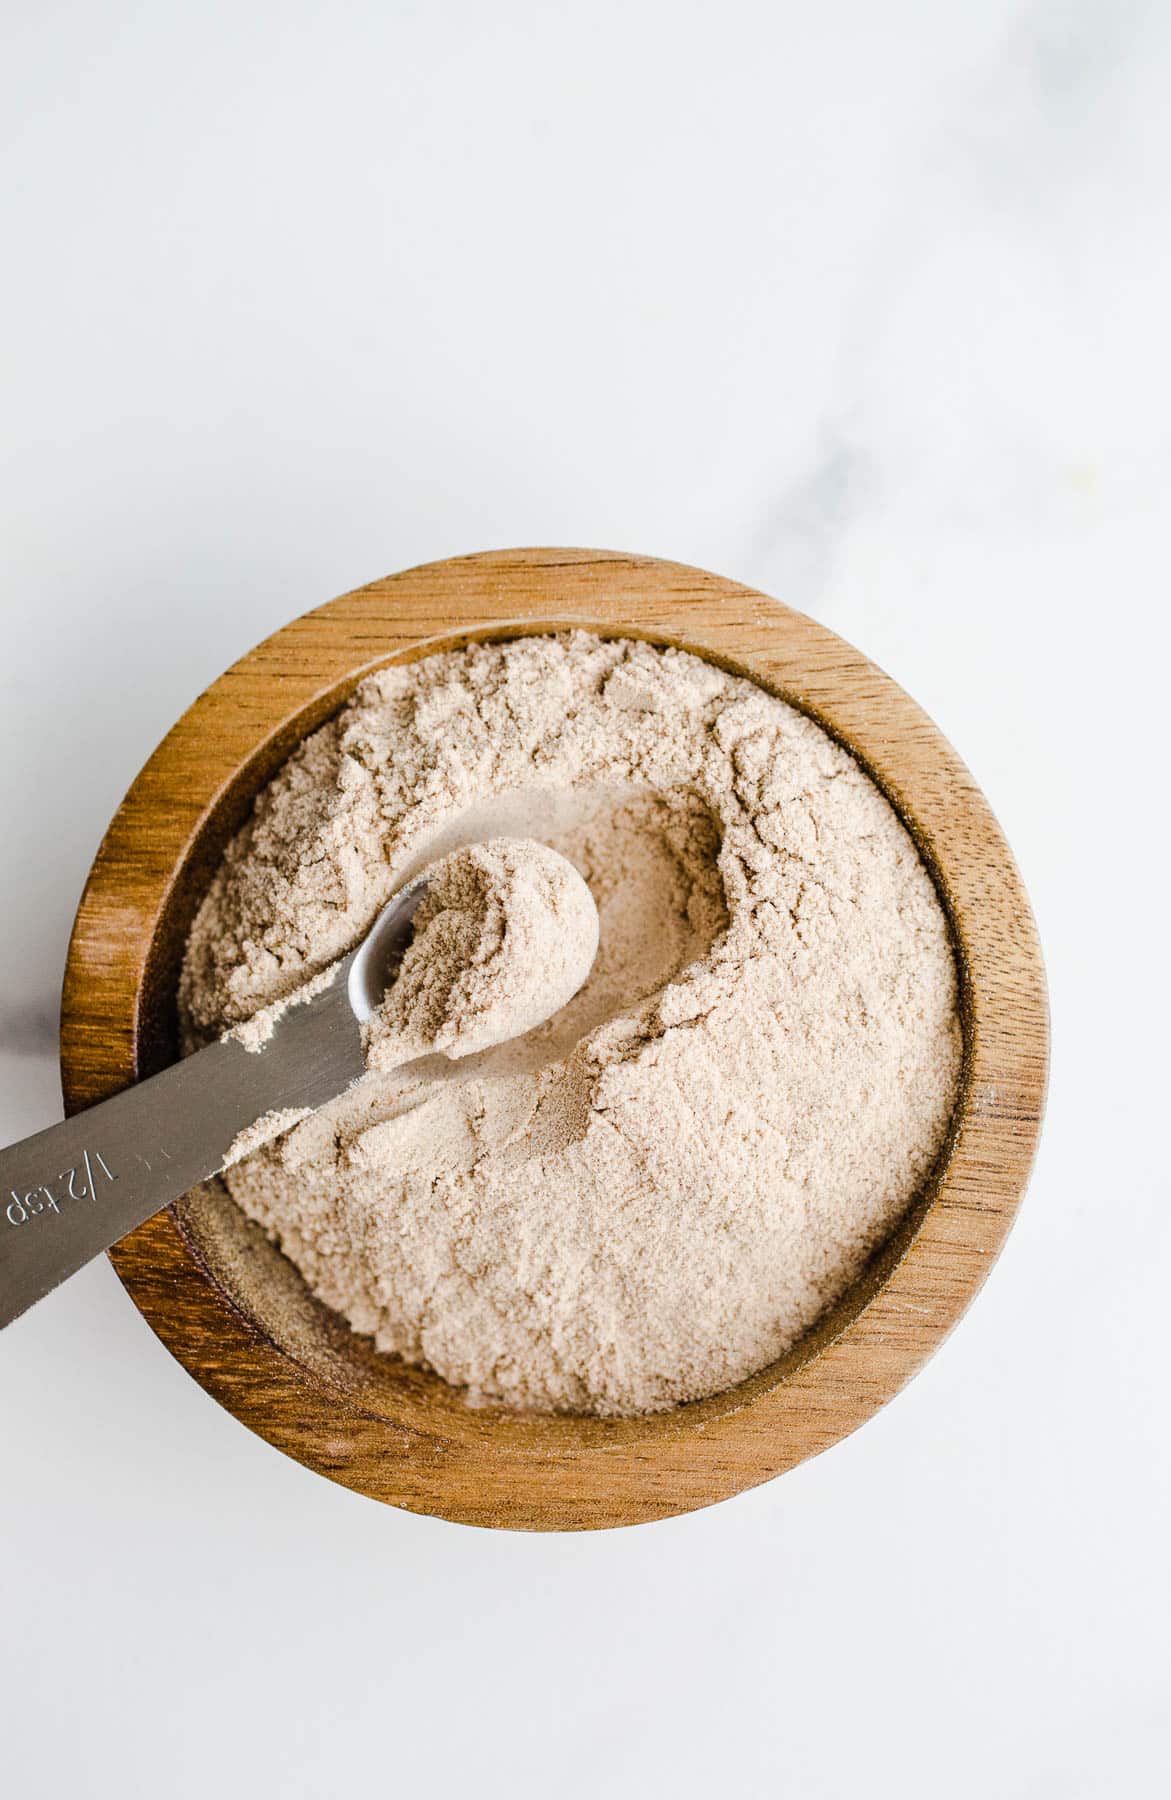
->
[[2, 3, 1169, 1795]]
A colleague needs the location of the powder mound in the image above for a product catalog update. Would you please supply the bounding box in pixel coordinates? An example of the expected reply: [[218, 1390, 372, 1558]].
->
[[180, 632, 962, 1418], [367, 838, 599, 1064]]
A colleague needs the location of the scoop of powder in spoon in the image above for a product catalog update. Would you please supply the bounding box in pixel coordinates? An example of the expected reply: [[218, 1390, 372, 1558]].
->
[[365, 838, 600, 1066]]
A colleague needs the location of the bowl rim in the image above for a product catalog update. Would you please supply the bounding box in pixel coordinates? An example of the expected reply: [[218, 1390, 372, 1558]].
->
[[59, 547, 1049, 1530]]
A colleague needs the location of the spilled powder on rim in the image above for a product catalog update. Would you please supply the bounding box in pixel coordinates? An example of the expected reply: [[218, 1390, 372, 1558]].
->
[[180, 632, 962, 1418]]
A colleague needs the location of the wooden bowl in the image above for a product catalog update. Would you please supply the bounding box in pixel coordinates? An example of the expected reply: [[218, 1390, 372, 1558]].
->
[[60, 549, 1048, 1530]]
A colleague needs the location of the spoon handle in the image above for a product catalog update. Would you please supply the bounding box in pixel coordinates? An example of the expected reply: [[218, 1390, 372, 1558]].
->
[[0, 972, 364, 1331]]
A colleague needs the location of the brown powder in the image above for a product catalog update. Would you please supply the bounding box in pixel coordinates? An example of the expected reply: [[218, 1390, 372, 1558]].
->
[[180, 633, 961, 1417], [221, 1106, 313, 1169], [367, 838, 599, 1065]]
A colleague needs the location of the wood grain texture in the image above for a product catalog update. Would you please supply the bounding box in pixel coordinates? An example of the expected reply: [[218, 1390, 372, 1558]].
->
[[59, 548, 1049, 1530]]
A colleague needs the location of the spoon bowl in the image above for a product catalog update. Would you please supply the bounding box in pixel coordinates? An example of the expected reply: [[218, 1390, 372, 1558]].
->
[[347, 878, 429, 1024]]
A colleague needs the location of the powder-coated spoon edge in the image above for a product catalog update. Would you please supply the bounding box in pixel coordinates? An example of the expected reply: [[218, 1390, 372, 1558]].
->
[[0, 879, 430, 1331]]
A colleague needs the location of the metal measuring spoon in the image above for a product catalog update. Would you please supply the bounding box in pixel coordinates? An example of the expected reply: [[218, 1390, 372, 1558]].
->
[[0, 876, 447, 1331]]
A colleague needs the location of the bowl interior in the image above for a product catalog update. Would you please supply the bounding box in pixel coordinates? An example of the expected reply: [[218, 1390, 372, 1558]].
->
[[143, 619, 968, 1455]]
